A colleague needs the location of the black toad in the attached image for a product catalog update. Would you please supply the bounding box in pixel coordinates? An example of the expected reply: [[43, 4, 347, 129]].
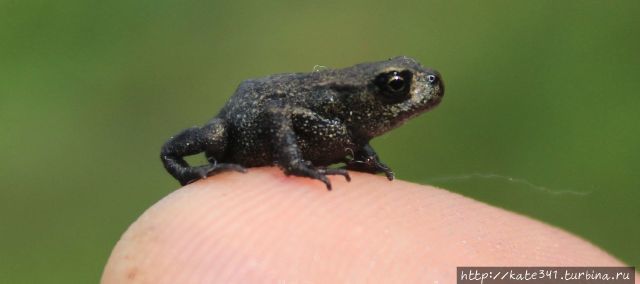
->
[[161, 56, 444, 190]]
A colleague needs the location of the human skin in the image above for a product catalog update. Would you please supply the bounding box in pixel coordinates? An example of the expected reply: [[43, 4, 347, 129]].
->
[[102, 167, 636, 283]]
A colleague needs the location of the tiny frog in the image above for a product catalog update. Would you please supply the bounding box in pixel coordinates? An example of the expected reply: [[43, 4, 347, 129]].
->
[[161, 56, 444, 190]]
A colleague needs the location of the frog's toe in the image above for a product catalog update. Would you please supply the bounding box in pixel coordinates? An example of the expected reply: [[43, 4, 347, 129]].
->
[[383, 169, 395, 181], [191, 165, 213, 178], [318, 168, 351, 182], [306, 170, 333, 190], [375, 162, 395, 181], [177, 165, 214, 185], [220, 163, 247, 173], [205, 163, 247, 177], [318, 175, 333, 191]]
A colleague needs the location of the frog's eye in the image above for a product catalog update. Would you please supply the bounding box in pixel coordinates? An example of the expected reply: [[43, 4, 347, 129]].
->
[[387, 73, 406, 92], [375, 70, 413, 100]]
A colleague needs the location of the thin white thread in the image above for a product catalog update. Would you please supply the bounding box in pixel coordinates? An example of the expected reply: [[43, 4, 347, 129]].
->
[[424, 173, 591, 196]]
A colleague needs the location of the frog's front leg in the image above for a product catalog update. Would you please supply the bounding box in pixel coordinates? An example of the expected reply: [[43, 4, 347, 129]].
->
[[266, 104, 350, 190], [345, 143, 395, 180], [160, 118, 246, 186]]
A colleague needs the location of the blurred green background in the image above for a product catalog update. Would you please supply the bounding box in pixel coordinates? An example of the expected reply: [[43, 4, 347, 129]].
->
[[1, 0, 639, 282]]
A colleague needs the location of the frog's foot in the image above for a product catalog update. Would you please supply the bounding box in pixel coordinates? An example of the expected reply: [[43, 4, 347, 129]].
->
[[182, 163, 247, 185], [345, 158, 395, 181], [284, 162, 349, 190]]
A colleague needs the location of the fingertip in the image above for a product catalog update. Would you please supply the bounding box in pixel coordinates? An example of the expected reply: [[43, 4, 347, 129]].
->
[[103, 167, 629, 283]]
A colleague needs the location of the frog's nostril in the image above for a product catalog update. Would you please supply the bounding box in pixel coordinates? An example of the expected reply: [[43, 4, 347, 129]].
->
[[427, 74, 438, 84]]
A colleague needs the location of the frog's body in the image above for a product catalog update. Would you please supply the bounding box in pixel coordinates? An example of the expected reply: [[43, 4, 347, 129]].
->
[[161, 56, 444, 190]]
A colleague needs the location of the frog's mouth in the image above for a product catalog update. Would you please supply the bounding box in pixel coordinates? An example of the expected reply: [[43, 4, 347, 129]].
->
[[429, 80, 444, 108]]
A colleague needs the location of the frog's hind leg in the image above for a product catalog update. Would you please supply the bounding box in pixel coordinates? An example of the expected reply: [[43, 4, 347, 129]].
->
[[160, 118, 246, 186]]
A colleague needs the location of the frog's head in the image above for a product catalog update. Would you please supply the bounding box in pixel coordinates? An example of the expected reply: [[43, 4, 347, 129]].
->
[[341, 56, 444, 140]]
